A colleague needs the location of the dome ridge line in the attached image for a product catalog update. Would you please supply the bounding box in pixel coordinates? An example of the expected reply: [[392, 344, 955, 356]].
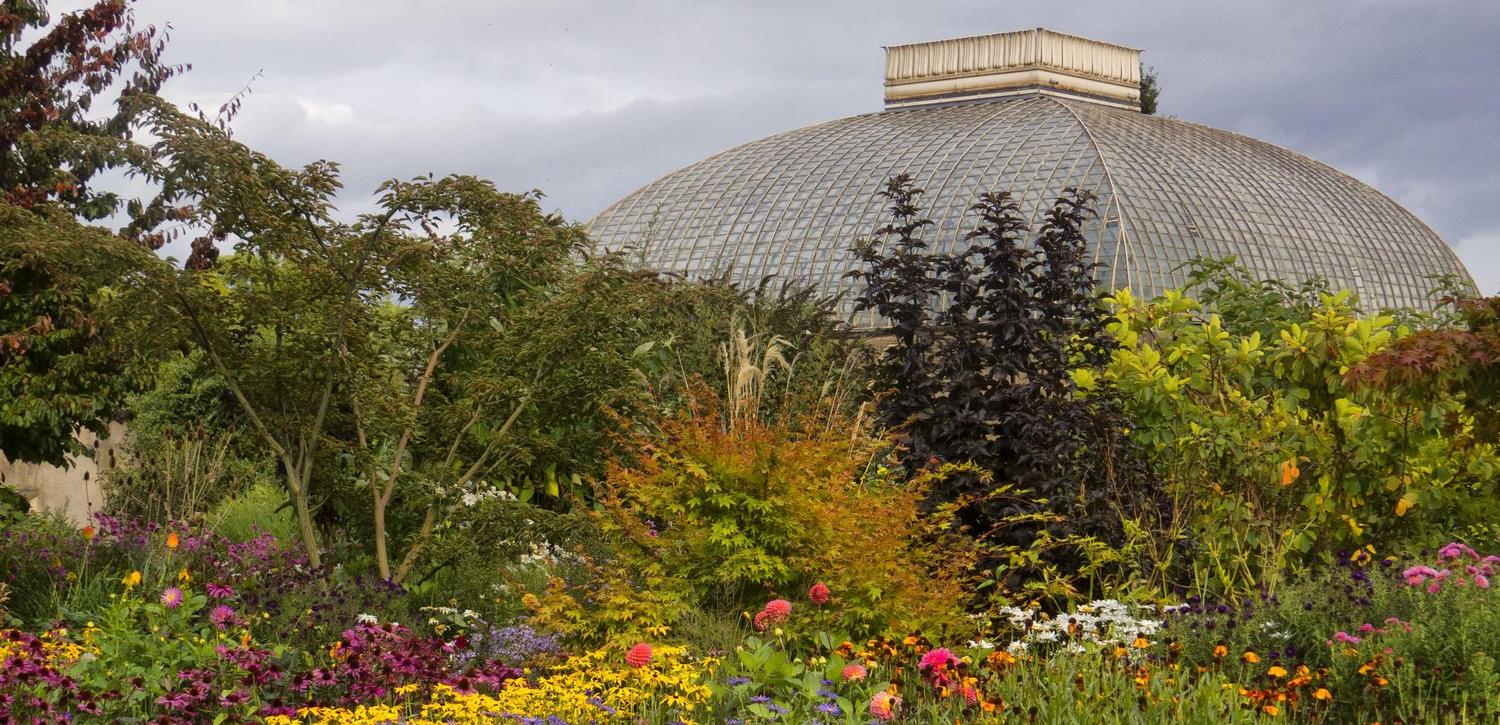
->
[[1052, 97, 1137, 291]]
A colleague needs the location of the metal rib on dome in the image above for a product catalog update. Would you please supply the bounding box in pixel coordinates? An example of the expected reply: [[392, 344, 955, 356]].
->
[[588, 95, 1474, 330]]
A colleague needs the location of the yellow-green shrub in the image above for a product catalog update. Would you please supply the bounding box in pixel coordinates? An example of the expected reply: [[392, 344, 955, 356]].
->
[[1096, 288, 1500, 596]]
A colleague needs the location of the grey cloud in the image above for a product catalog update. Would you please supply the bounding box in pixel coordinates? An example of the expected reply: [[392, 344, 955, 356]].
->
[[65, 0, 1500, 292]]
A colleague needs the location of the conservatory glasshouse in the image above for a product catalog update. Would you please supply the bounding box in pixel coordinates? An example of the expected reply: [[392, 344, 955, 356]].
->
[[589, 28, 1475, 328]]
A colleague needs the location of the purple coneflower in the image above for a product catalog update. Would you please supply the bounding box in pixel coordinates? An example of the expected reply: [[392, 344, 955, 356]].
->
[[210, 605, 238, 630]]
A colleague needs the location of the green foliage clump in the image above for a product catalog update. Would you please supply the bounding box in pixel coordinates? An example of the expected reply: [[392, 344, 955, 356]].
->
[[102, 352, 274, 522], [0, 205, 158, 465], [1099, 279, 1500, 596], [206, 481, 298, 544]]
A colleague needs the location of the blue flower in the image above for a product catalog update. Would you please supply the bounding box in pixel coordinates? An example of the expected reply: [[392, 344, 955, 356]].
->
[[816, 702, 843, 716], [728, 676, 751, 686]]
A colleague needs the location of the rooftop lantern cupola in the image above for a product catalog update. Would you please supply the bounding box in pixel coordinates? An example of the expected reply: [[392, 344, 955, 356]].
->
[[883, 28, 1142, 111]]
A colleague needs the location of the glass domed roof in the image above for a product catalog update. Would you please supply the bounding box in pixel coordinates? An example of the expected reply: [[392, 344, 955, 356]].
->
[[589, 94, 1473, 329]]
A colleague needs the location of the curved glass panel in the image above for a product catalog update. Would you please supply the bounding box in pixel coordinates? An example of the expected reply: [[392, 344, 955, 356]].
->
[[589, 96, 1473, 329]]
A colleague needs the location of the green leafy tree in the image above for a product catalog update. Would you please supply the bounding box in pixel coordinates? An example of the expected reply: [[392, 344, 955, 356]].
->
[[124, 96, 661, 580], [0, 206, 157, 464], [0, 0, 182, 465], [2, 0, 180, 217], [1139, 63, 1160, 115]]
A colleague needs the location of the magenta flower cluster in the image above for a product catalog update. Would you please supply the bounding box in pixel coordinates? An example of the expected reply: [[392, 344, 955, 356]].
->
[[0, 631, 105, 722], [289, 621, 520, 706], [1402, 542, 1499, 593]]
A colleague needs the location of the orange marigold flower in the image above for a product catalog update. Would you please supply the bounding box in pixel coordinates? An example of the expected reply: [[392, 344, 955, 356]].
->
[[1267, 665, 1288, 678], [1263, 704, 1280, 716], [81, 525, 96, 541], [1131, 636, 1150, 649], [1242, 650, 1261, 664], [1213, 644, 1228, 659], [166, 532, 179, 550], [1313, 687, 1332, 701]]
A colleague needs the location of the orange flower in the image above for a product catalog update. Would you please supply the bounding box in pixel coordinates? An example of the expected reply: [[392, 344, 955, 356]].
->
[[1242, 650, 1261, 664], [1279, 459, 1300, 486], [166, 532, 179, 551], [81, 525, 96, 541], [1263, 704, 1280, 716], [1131, 636, 1150, 649], [1213, 644, 1228, 659], [1267, 665, 1288, 678], [987, 650, 1017, 669], [1313, 687, 1332, 701]]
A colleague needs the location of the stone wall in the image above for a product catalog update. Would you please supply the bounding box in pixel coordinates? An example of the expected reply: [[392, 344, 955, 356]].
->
[[0, 422, 124, 525]]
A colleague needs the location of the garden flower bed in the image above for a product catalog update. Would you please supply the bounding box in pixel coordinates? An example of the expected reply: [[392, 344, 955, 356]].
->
[[3, 514, 1498, 723]]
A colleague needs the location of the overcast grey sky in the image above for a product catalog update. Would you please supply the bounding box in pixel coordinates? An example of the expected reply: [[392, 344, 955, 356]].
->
[[78, 0, 1500, 293]]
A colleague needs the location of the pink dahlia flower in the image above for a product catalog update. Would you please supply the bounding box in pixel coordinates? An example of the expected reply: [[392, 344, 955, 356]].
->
[[809, 582, 830, 605], [625, 642, 653, 668], [870, 691, 901, 720], [919, 647, 958, 672], [842, 663, 868, 681], [763, 599, 792, 620]]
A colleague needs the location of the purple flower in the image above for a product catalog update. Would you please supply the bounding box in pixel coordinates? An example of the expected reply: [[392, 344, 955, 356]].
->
[[161, 587, 185, 609], [206, 582, 235, 599], [210, 605, 239, 629]]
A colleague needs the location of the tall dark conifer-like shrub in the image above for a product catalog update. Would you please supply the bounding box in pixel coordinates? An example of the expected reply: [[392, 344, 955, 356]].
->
[[851, 178, 1164, 590], [848, 175, 942, 466]]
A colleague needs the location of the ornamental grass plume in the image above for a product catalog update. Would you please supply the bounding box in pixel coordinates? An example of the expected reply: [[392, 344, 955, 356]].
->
[[625, 642, 653, 668]]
